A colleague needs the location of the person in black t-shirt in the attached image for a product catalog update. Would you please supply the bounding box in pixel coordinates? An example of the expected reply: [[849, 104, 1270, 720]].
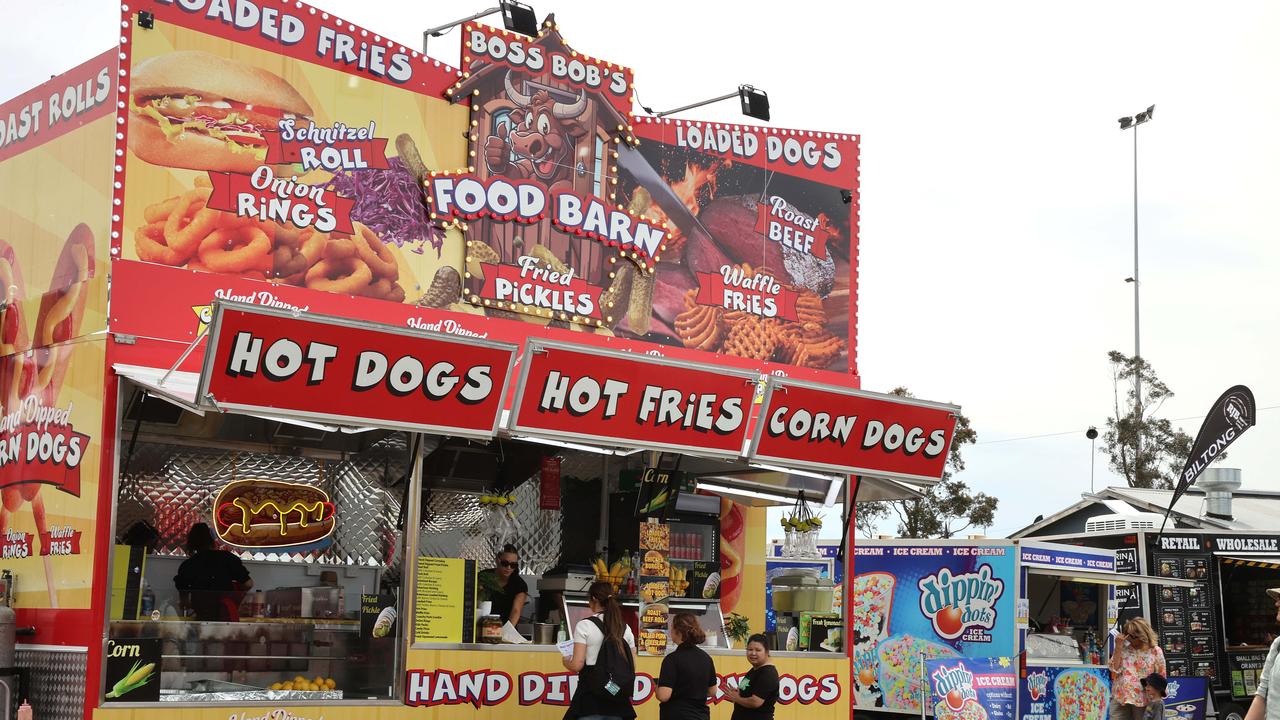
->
[[477, 544, 528, 626], [173, 523, 252, 621], [722, 634, 780, 720], [657, 613, 717, 720]]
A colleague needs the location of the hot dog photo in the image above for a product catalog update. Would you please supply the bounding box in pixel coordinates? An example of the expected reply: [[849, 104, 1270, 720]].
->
[[121, 23, 470, 309]]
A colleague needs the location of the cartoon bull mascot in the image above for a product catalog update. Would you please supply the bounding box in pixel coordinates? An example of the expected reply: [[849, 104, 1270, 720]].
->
[[484, 71, 589, 194]]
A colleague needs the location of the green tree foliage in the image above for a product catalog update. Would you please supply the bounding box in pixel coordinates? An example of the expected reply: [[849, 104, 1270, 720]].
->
[[1102, 351, 1195, 489], [854, 388, 996, 538]]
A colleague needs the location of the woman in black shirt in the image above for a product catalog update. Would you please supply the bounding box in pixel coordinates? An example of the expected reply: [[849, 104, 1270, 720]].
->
[[476, 544, 528, 626], [722, 634, 780, 720], [657, 613, 717, 720]]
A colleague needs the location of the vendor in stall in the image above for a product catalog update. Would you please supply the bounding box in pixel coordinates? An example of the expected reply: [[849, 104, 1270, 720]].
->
[[174, 522, 253, 622], [478, 544, 528, 626]]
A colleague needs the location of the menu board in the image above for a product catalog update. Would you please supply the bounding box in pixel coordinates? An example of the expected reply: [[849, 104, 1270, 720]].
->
[[638, 519, 671, 655], [414, 557, 476, 644], [1153, 551, 1219, 689], [1228, 650, 1270, 698]]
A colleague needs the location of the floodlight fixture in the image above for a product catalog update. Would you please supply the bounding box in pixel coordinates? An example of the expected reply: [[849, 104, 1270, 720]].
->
[[648, 84, 771, 122], [423, 1, 538, 53]]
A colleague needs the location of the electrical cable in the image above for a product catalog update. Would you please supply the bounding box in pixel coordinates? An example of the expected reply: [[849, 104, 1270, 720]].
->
[[974, 405, 1280, 446]]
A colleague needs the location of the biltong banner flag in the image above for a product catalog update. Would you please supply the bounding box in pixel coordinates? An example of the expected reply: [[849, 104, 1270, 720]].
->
[[1171, 385, 1256, 505]]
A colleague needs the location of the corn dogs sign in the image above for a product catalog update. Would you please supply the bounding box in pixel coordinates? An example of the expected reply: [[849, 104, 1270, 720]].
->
[[750, 376, 959, 483], [197, 302, 516, 437]]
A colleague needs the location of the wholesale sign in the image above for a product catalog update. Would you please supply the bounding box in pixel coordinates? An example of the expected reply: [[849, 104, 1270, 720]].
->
[[508, 340, 757, 456], [750, 377, 959, 483], [197, 302, 516, 436], [851, 543, 1016, 714]]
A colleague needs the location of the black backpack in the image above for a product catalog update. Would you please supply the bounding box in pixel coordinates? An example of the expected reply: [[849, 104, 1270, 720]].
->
[[586, 616, 635, 702]]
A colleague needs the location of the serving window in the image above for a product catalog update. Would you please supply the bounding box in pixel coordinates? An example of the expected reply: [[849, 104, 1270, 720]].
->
[[106, 386, 412, 703]]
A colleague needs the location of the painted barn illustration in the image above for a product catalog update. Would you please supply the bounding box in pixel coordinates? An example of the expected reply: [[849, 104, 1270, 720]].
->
[[450, 23, 634, 299]]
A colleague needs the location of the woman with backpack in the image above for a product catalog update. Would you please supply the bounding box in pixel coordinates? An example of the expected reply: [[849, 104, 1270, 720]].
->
[[563, 581, 637, 720], [656, 612, 717, 720]]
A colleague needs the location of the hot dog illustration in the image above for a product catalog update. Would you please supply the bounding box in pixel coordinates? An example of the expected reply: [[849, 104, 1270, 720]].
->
[[213, 479, 336, 549]]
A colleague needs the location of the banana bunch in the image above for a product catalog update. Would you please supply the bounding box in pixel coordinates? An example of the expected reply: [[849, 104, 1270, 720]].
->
[[668, 565, 690, 596], [592, 556, 632, 589], [479, 493, 518, 507]]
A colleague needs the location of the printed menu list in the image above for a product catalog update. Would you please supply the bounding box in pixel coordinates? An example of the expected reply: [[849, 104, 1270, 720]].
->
[[414, 557, 476, 644]]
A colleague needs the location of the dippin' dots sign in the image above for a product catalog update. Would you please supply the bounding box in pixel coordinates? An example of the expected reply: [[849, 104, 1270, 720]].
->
[[405, 669, 842, 707]]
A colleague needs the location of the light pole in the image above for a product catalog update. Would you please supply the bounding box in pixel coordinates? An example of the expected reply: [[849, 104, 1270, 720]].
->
[[1086, 426, 1099, 492], [1118, 104, 1154, 485]]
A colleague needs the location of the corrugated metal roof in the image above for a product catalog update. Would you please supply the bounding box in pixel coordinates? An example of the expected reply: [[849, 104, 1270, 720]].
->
[[1101, 486, 1280, 530], [1008, 485, 1280, 538]]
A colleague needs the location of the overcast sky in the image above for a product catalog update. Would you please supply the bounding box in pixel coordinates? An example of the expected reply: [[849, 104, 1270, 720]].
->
[[5, 1, 1278, 538]]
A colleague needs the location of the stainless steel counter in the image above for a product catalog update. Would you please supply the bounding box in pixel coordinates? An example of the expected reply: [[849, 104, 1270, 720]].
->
[[410, 643, 843, 659]]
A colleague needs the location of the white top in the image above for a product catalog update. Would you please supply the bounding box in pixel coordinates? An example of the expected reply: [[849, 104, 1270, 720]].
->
[[1256, 637, 1280, 720], [573, 613, 636, 665]]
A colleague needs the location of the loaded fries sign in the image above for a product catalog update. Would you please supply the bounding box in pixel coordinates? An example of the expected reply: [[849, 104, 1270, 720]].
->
[[749, 377, 959, 483], [196, 302, 517, 437], [509, 339, 758, 457]]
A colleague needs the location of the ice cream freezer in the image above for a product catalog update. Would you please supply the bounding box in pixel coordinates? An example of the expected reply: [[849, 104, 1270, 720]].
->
[[851, 539, 1195, 719]]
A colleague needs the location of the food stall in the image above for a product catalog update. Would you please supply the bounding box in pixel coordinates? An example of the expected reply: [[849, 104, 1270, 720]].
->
[[850, 540, 1195, 719], [1028, 528, 1280, 720], [0, 1, 973, 719]]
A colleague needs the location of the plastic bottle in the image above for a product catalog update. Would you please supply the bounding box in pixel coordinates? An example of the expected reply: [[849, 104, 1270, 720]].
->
[[17, 699, 31, 720], [140, 581, 155, 616]]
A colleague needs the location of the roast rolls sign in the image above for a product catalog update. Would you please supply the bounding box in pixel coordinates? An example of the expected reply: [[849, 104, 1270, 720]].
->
[[750, 377, 959, 484], [197, 302, 517, 437]]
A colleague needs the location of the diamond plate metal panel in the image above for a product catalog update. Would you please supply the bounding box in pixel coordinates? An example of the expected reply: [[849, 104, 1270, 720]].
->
[[13, 648, 86, 720], [419, 478, 562, 577], [118, 436, 407, 565]]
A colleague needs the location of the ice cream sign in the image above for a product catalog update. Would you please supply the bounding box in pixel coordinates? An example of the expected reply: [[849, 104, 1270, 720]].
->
[[931, 663, 977, 712], [918, 563, 1004, 642]]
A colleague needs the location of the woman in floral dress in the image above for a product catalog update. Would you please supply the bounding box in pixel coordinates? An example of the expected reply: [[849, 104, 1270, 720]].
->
[[1109, 618, 1166, 720]]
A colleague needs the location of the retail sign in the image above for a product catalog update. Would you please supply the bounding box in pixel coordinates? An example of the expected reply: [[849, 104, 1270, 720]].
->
[[1018, 667, 1109, 720], [508, 339, 757, 457], [212, 479, 335, 551], [197, 302, 517, 437], [749, 377, 959, 483]]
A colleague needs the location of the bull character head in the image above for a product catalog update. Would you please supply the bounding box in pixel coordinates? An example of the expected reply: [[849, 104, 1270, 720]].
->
[[487, 71, 589, 184]]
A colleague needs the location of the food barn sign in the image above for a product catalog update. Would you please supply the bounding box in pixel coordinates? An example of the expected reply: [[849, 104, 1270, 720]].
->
[[196, 302, 517, 437], [508, 339, 758, 457], [749, 376, 959, 483]]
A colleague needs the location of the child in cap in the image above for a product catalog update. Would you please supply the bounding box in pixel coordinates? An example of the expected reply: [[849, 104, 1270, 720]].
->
[[1141, 672, 1168, 720]]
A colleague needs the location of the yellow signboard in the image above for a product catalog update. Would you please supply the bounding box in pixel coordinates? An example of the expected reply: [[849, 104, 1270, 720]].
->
[[414, 556, 475, 644]]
